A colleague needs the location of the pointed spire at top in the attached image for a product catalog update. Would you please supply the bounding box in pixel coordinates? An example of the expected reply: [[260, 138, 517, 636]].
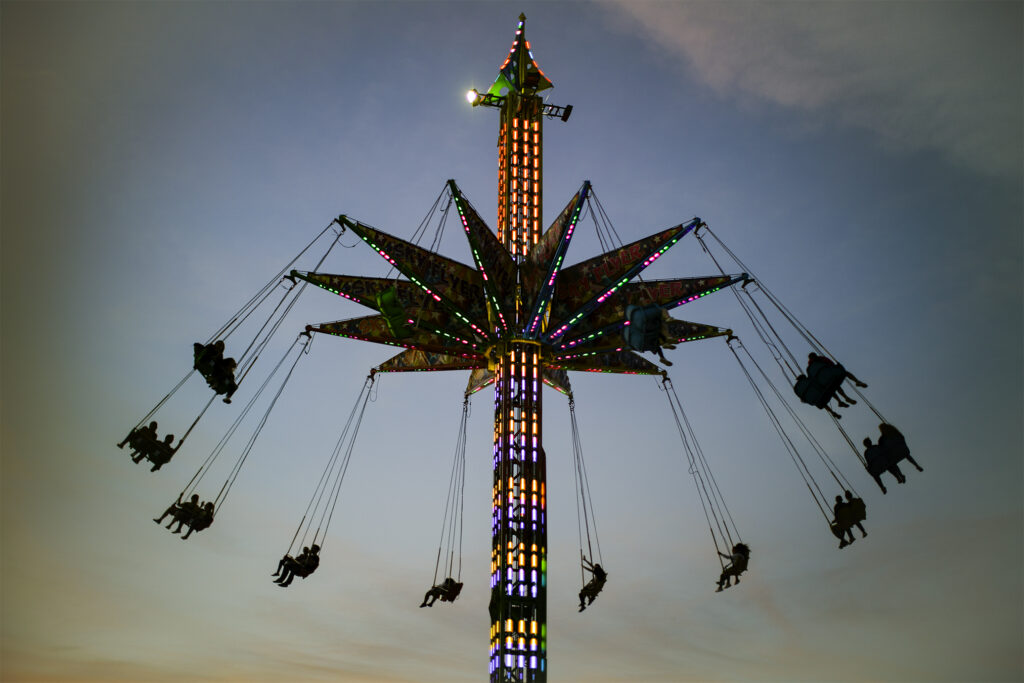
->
[[487, 14, 554, 97]]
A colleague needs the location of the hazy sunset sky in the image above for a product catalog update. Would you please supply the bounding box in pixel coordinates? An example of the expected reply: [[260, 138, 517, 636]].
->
[[2, 2, 1021, 681]]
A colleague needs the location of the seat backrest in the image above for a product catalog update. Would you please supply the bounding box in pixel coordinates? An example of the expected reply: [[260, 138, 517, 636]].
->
[[624, 304, 664, 352], [819, 364, 846, 394], [865, 446, 888, 475]]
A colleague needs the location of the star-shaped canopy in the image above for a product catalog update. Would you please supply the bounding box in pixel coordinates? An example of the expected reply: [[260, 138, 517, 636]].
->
[[294, 181, 744, 394]]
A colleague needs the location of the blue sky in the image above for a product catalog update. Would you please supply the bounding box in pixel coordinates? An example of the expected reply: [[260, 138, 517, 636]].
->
[[2, 2, 1021, 681]]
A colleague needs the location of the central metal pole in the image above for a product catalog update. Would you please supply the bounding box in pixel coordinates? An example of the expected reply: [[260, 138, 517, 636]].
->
[[488, 67, 548, 682]]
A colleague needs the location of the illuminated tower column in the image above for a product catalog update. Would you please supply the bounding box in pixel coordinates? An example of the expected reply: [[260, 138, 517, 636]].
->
[[482, 15, 554, 683], [489, 341, 544, 682]]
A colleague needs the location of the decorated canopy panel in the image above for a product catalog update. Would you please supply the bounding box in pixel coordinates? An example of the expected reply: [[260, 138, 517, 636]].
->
[[543, 220, 700, 343], [522, 184, 589, 336], [340, 217, 491, 340], [304, 187, 737, 385], [555, 319, 730, 358], [296, 273, 421, 311], [547, 349, 664, 376], [309, 316, 485, 359], [449, 181, 518, 328], [550, 276, 743, 353], [377, 349, 485, 373]]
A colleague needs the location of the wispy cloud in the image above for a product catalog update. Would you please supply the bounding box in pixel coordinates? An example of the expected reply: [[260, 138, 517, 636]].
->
[[606, 1, 1022, 180]]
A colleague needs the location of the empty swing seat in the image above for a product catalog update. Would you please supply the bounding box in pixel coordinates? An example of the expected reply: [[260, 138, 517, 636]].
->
[[623, 304, 664, 352]]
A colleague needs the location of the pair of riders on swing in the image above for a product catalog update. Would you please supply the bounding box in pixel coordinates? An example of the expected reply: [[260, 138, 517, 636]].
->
[[796, 353, 921, 496], [418, 559, 607, 611], [273, 545, 321, 587], [793, 352, 868, 418], [863, 422, 923, 493], [153, 494, 215, 539], [118, 421, 179, 471], [420, 576, 463, 607], [832, 490, 868, 548], [194, 340, 238, 403]]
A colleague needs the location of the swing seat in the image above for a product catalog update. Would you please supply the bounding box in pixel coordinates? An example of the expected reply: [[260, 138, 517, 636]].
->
[[580, 577, 606, 601], [171, 501, 202, 525], [846, 497, 866, 523], [193, 342, 220, 373], [728, 556, 748, 574], [126, 431, 148, 453], [810, 361, 846, 395], [129, 430, 174, 468], [147, 440, 176, 467], [864, 445, 890, 476], [794, 363, 847, 408], [832, 499, 866, 533], [188, 509, 214, 534], [440, 578, 463, 602], [207, 367, 238, 397], [879, 433, 910, 466], [291, 555, 319, 578], [194, 342, 234, 382], [793, 375, 820, 406], [126, 427, 157, 455], [623, 304, 664, 352], [376, 288, 413, 338]]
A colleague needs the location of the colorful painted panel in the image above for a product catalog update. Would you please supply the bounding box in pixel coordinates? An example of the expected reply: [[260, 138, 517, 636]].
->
[[551, 276, 742, 351], [617, 275, 743, 311], [294, 272, 422, 311], [523, 185, 588, 337], [450, 182, 517, 322], [545, 220, 698, 341], [526, 189, 583, 275], [377, 349, 485, 373], [662, 320, 731, 345], [548, 350, 664, 375], [310, 316, 485, 358], [342, 218, 491, 339], [541, 368, 572, 395], [466, 368, 495, 395]]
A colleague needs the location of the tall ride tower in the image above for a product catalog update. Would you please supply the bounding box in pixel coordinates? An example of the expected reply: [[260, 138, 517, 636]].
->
[[295, 13, 739, 682], [470, 15, 564, 681]]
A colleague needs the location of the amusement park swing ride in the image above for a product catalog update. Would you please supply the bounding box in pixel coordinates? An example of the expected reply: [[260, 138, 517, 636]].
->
[[118, 15, 918, 683]]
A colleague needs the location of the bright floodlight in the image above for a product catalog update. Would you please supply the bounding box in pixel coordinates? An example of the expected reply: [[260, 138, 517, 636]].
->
[[466, 89, 478, 104]]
